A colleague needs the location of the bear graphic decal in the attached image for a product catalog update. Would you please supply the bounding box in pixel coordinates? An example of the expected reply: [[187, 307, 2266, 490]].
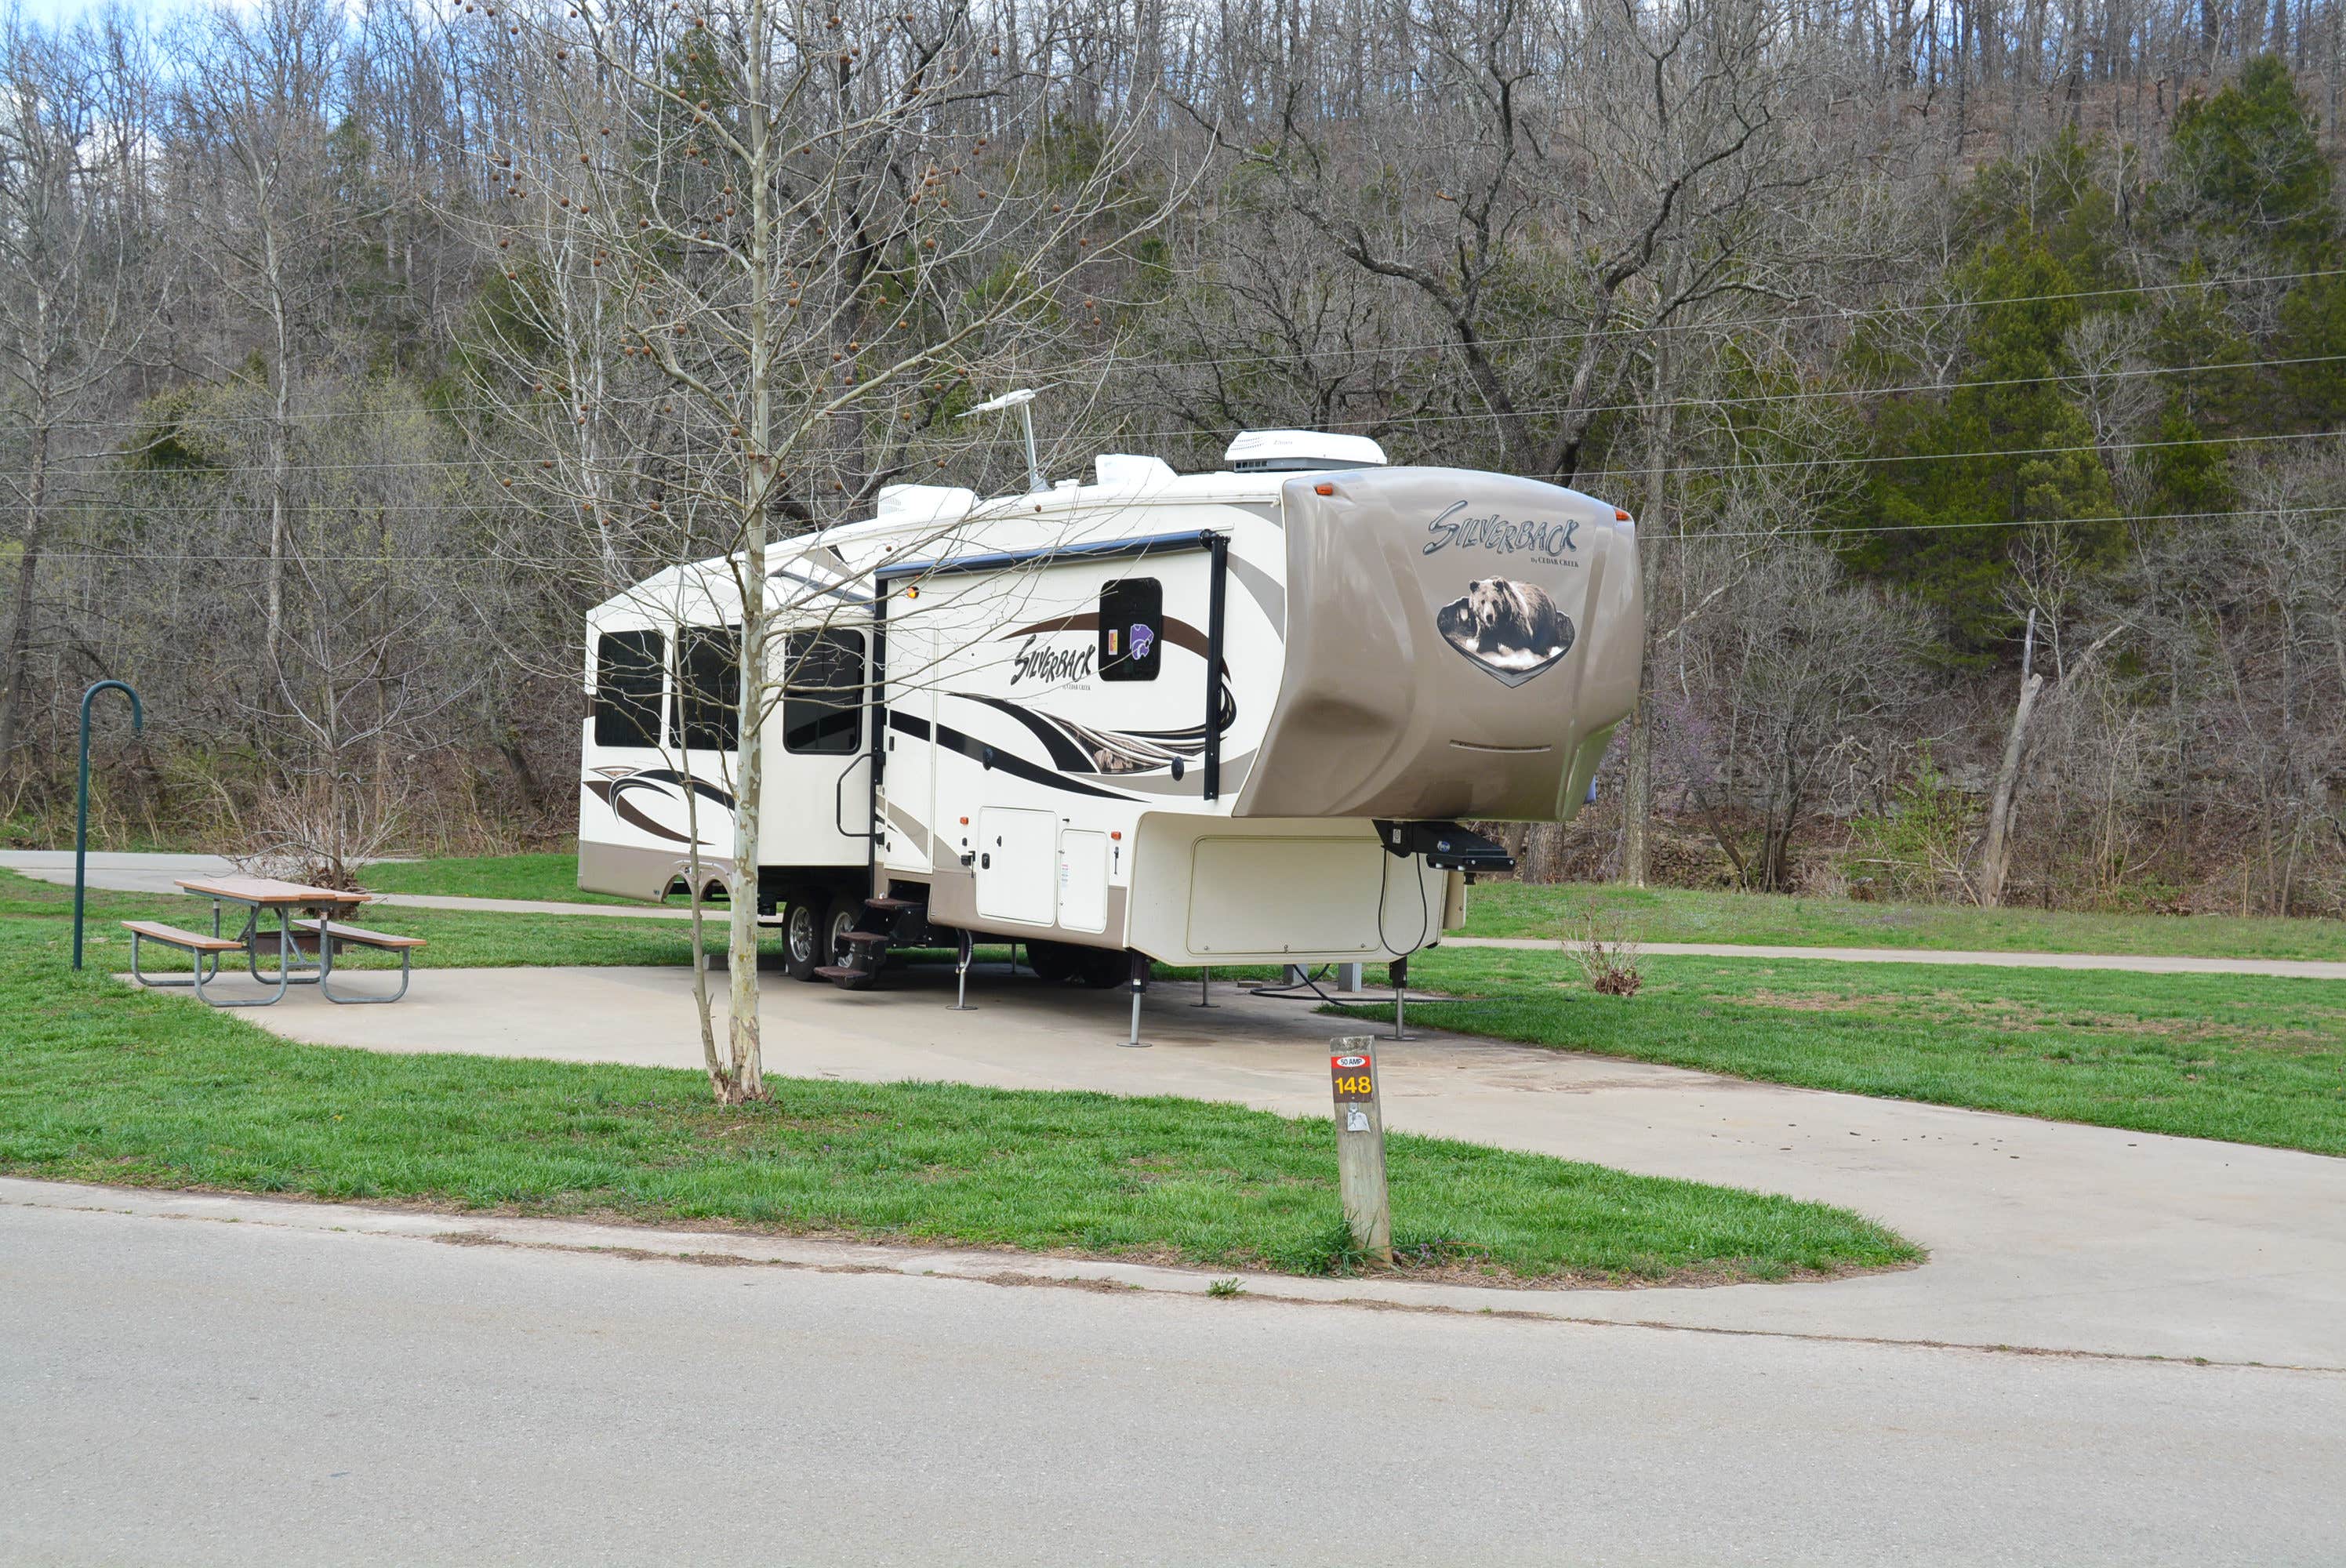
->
[[1434, 577, 1575, 687]]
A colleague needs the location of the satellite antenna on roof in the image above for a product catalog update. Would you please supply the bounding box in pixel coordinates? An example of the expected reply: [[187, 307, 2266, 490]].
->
[[960, 387, 1045, 494]]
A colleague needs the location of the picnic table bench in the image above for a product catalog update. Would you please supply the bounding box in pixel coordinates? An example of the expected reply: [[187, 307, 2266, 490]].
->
[[122, 920, 255, 1007], [123, 875, 423, 1007], [293, 917, 427, 1002]]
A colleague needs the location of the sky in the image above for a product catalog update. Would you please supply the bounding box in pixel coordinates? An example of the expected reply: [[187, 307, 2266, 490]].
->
[[14, 0, 244, 30]]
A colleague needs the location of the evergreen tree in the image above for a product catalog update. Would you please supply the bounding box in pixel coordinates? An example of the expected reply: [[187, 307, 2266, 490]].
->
[[1849, 147, 2123, 662]]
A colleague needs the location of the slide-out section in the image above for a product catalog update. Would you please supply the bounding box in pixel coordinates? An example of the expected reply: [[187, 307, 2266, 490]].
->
[[1126, 815, 1444, 964]]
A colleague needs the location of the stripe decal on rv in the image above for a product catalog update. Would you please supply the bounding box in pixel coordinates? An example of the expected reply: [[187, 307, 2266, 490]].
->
[[886, 712, 1138, 800], [960, 693, 1233, 781], [995, 612, 1212, 660]]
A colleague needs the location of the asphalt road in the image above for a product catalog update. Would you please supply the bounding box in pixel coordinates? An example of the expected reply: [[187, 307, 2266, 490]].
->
[[5, 1198, 2340, 1567]]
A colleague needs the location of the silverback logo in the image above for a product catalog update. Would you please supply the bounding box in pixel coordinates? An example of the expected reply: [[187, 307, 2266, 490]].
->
[[1422, 499, 1579, 557], [1010, 636, 1095, 684]]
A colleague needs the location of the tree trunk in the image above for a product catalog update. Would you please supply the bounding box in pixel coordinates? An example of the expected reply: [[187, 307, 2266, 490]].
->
[[1618, 340, 1675, 888], [718, 0, 779, 1107], [264, 234, 292, 677], [1760, 750, 1800, 892], [1979, 612, 2043, 907], [0, 421, 49, 775]]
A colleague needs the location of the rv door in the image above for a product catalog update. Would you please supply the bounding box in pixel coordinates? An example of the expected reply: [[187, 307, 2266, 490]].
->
[[758, 622, 874, 869]]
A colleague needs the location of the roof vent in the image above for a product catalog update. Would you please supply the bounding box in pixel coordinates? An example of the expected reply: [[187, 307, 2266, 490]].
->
[[1223, 430, 1389, 472]]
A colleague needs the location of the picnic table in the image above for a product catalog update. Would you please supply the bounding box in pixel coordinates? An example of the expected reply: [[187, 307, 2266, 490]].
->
[[120, 875, 423, 1007]]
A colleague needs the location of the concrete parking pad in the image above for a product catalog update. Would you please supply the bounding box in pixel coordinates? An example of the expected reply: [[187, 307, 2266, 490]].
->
[[211, 957, 2346, 1369]]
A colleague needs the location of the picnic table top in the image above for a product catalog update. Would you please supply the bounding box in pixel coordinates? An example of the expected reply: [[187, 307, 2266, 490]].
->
[[173, 875, 373, 908]]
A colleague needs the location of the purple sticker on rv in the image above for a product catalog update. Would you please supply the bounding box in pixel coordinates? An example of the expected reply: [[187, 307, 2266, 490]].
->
[[1128, 624, 1154, 661]]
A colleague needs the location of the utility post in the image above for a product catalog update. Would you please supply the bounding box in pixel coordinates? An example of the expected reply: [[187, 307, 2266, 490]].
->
[[1329, 1036, 1393, 1263]]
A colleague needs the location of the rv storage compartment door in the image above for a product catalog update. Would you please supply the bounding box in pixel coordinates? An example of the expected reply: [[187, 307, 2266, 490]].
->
[[1186, 837, 1382, 955], [976, 808, 1058, 925], [1057, 830, 1109, 933]]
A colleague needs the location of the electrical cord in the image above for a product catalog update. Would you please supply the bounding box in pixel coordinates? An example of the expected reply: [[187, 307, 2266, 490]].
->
[[1244, 964, 1339, 1001], [1373, 843, 1434, 968]]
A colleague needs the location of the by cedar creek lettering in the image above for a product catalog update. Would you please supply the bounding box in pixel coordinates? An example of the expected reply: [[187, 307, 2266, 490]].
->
[[1011, 636, 1095, 684], [1422, 500, 1579, 557]]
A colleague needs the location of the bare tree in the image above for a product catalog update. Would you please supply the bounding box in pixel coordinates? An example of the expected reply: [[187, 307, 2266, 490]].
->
[[0, 14, 162, 775], [1684, 540, 1930, 892], [171, 0, 372, 677], [465, 0, 1180, 1102]]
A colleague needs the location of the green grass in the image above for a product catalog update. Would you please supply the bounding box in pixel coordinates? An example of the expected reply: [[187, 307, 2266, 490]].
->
[[361, 850, 641, 906], [0, 880, 1914, 1285], [1336, 946, 2346, 1156], [1461, 880, 2346, 962], [364, 852, 2346, 963]]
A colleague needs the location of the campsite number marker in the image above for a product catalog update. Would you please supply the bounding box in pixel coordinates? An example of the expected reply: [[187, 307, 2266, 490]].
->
[[1329, 1038, 1393, 1263]]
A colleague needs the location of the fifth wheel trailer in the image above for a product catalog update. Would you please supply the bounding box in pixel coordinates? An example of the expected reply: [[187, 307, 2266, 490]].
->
[[578, 430, 1643, 995]]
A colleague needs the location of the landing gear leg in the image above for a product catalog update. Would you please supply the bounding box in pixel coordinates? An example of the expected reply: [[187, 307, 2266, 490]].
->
[[1120, 950, 1151, 1048], [1387, 957, 1417, 1042], [1193, 966, 1216, 1008], [950, 929, 975, 1011]]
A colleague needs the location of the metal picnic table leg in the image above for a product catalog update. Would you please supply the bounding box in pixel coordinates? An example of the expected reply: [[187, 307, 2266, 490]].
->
[[318, 931, 412, 1004], [241, 903, 324, 987], [127, 927, 195, 989], [194, 940, 288, 1006]]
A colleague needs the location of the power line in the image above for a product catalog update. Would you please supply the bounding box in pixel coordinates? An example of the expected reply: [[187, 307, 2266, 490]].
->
[[31, 502, 2345, 563], [1662, 502, 2341, 543], [1124, 264, 2346, 376], [1576, 423, 2346, 485], [8, 263, 2342, 438], [31, 410, 2346, 509]]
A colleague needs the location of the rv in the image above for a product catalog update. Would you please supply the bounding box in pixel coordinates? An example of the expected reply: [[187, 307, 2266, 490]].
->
[[579, 430, 1643, 1004]]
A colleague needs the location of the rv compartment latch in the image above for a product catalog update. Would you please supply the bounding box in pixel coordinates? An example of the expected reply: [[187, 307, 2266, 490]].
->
[[1371, 820, 1516, 874]]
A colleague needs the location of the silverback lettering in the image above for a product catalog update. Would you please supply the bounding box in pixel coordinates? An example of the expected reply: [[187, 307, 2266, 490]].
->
[[1011, 636, 1095, 684], [1422, 499, 1579, 557]]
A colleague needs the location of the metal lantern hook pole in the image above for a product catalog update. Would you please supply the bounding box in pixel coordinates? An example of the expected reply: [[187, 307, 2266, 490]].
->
[[958, 387, 1045, 493], [73, 680, 144, 971]]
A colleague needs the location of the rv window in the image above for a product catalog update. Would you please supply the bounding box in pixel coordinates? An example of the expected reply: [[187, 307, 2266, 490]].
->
[[783, 629, 865, 754], [670, 626, 740, 753], [593, 630, 664, 750], [1099, 579, 1162, 682]]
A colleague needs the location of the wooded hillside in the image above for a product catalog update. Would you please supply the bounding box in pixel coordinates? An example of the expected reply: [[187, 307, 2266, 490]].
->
[[2, 0, 2341, 916]]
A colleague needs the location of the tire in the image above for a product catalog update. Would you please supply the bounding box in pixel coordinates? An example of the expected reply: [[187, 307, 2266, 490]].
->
[[781, 896, 826, 982], [1028, 940, 1127, 989], [1076, 947, 1129, 989], [821, 896, 862, 970], [1025, 939, 1081, 985]]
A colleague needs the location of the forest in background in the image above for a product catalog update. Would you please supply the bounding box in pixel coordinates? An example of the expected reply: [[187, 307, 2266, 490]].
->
[[0, 0, 2341, 918]]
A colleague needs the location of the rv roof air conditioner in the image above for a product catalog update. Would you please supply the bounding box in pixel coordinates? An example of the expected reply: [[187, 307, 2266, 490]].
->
[[1223, 430, 1389, 472], [1094, 453, 1178, 489], [876, 484, 977, 524]]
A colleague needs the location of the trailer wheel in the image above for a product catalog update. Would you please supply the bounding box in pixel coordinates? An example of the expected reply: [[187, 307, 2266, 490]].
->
[[781, 897, 826, 981], [1024, 940, 1080, 985], [821, 896, 862, 971], [1027, 941, 1125, 989], [1075, 948, 1127, 989]]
